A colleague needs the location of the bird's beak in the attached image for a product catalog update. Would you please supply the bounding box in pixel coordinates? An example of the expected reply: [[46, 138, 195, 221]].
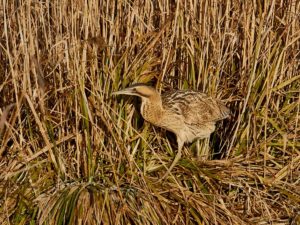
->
[[112, 88, 135, 96]]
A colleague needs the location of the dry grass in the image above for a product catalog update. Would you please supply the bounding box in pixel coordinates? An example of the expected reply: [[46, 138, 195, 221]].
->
[[0, 0, 300, 224]]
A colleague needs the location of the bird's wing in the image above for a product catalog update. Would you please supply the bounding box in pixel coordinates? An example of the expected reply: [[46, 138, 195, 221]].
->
[[162, 90, 230, 124]]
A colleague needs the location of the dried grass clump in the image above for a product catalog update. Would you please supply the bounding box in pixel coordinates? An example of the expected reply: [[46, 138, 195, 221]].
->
[[0, 0, 299, 224]]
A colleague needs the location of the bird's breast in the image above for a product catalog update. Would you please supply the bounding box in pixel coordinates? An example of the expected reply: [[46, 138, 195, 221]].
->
[[140, 102, 164, 127]]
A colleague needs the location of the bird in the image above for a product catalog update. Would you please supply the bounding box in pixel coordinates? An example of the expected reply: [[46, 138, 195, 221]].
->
[[113, 83, 230, 181]]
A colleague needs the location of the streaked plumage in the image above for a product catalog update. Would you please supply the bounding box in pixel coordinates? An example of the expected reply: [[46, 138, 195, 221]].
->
[[113, 83, 230, 180]]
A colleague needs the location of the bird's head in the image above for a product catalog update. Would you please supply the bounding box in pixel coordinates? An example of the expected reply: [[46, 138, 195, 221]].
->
[[112, 83, 160, 101]]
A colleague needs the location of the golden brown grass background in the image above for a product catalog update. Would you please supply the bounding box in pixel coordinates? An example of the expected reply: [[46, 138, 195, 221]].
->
[[0, 0, 300, 224]]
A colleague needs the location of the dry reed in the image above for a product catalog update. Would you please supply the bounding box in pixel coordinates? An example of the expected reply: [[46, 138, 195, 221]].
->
[[0, 0, 299, 224]]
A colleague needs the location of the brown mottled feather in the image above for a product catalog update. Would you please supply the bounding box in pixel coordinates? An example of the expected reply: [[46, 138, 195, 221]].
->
[[162, 90, 230, 123]]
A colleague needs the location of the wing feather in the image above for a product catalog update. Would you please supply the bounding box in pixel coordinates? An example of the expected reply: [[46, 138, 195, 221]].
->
[[162, 90, 230, 125]]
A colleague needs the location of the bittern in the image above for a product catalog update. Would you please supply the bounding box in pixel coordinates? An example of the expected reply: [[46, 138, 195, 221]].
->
[[113, 83, 230, 180]]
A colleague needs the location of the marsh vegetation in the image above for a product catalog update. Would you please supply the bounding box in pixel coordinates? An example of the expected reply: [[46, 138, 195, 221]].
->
[[0, 0, 299, 224]]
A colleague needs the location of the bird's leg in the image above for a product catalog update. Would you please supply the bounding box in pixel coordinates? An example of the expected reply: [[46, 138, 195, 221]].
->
[[158, 139, 184, 181]]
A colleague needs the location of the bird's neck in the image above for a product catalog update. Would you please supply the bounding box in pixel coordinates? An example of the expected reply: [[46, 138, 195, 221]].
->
[[140, 95, 164, 125]]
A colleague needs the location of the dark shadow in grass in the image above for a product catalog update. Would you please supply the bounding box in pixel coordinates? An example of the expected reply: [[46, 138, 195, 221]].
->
[[211, 118, 232, 160]]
